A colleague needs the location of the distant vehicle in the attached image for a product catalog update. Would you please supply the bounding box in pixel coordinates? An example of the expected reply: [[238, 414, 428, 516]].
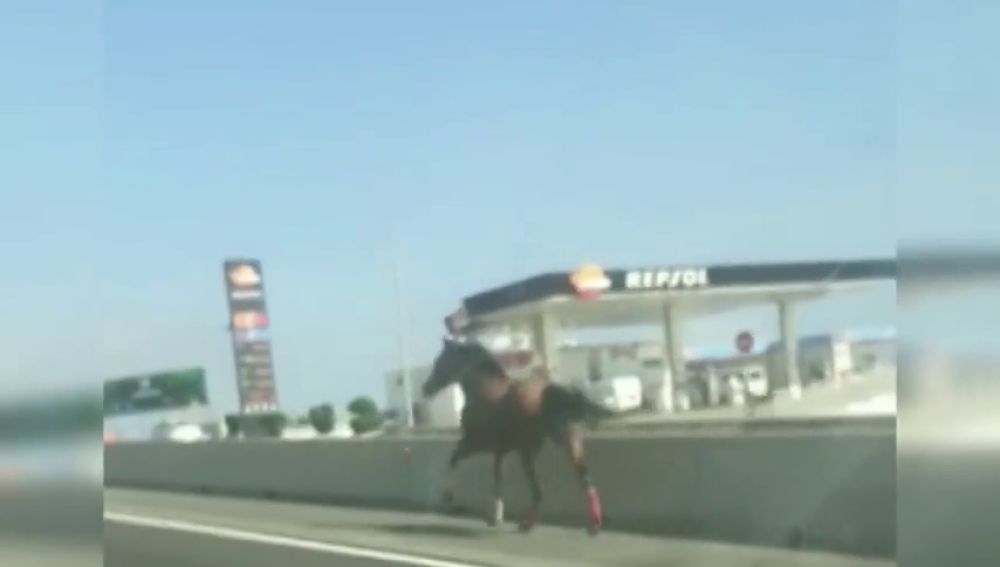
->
[[151, 421, 209, 443], [587, 375, 643, 412], [724, 365, 771, 406], [743, 366, 769, 397], [280, 424, 319, 440], [560, 346, 645, 413]]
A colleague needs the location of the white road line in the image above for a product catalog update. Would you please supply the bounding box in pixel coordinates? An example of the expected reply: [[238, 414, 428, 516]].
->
[[104, 511, 483, 567]]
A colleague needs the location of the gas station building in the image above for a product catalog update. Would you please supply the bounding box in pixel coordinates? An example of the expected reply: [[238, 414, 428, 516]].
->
[[444, 259, 896, 412]]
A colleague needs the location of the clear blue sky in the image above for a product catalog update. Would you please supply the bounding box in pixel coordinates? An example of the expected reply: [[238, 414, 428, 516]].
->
[[6, 1, 994, 415]]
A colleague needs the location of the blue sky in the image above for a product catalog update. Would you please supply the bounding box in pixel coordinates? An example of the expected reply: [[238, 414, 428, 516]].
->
[[12, 1, 995, 416]]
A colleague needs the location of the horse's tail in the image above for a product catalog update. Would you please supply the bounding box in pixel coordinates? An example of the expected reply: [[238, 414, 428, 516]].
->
[[541, 384, 615, 430]]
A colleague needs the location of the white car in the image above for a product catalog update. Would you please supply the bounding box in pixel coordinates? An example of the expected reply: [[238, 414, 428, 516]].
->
[[587, 375, 643, 412], [152, 422, 210, 443]]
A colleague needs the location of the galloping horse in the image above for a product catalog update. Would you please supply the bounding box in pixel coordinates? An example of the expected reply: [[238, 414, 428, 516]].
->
[[422, 338, 612, 535]]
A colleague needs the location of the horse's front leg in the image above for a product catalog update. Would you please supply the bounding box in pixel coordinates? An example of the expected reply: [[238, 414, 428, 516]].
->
[[488, 450, 506, 526], [443, 438, 472, 508]]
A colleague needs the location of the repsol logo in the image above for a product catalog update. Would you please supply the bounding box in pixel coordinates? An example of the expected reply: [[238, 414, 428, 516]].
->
[[624, 268, 709, 290]]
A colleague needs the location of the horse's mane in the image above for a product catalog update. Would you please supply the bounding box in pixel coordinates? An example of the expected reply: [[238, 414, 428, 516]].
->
[[457, 340, 508, 379]]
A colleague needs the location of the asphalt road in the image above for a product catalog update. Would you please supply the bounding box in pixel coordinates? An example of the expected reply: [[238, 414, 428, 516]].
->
[[104, 489, 894, 567], [105, 522, 431, 567], [1, 482, 102, 567]]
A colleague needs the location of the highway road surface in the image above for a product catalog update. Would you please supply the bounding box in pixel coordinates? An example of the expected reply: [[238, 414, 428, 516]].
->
[[104, 489, 894, 567]]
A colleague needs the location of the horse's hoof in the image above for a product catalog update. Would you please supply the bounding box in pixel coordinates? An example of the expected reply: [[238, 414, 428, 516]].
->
[[518, 510, 539, 533], [439, 495, 462, 515], [585, 487, 603, 536], [517, 519, 536, 533]]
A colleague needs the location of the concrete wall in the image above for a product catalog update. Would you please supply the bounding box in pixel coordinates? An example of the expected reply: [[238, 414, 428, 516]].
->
[[106, 431, 895, 558]]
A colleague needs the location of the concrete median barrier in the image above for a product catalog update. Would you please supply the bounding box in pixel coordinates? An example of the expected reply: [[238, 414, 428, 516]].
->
[[106, 431, 894, 558]]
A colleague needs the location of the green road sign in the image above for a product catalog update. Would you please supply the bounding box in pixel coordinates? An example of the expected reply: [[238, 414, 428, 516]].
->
[[104, 368, 208, 417]]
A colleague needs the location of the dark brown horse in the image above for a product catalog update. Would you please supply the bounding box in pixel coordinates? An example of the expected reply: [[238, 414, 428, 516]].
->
[[422, 338, 612, 535]]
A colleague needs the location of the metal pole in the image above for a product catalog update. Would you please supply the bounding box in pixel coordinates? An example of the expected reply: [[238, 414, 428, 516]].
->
[[229, 328, 248, 414], [530, 311, 558, 381], [660, 304, 682, 413], [779, 299, 802, 399], [391, 244, 415, 428]]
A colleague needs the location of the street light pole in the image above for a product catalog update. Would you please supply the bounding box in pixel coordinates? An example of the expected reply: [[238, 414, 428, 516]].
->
[[391, 243, 415, 428]]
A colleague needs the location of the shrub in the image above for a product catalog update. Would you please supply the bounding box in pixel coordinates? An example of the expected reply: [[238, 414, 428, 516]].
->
[[347, 396, 383, 435], [223, 414, 241, 438], [349, 413, 383, 435], [259, 412, 287, 438], [347, 396, 378, 418], [308, 404, 335, 434]]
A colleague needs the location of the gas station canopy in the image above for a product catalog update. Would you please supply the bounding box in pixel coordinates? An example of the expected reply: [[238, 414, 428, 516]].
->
[[446, 259, 897, 331], [443, 258, 896, 413]]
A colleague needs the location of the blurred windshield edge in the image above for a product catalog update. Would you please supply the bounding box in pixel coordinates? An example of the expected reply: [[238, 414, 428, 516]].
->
[[898, 244, 1000, 449], [898, 245, 1000, 289], [0, 389, 102, 443]]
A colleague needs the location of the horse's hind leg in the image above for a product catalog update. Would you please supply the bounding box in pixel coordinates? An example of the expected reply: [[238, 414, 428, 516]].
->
[[487, 451, 505, 527], [564, 428, 602, 536], [517, 447, 542, 533]]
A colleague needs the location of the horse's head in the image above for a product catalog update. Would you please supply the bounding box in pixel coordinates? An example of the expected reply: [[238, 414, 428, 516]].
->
[[423, 337, 469, 398], [423, 337, 497, 398]]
